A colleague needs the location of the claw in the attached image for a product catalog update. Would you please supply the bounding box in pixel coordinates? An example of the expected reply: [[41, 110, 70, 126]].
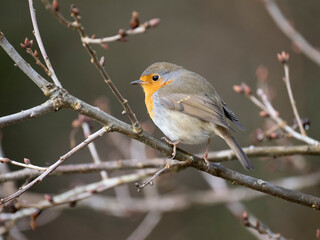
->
[[161, 137, 181, 159]]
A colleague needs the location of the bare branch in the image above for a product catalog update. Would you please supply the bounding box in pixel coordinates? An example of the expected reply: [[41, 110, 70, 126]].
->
[[263, 0, 320, 66], [279, 53, 306, 135], [0, 170, 156, 222], [243, 211, 287, 240], [80, 170, 320, 214], [0, 159, 171, 183], [82, 18, 160, 44], [0, 100, 56, 128], [0, 127, 108, 204], [28, 0, 62, 87], [235, 83, 318, 145], [0, 32, 50, 93], [41, 0, 77, 28], [207, 144, 320, 161], [2, 23, 320, 210], [257, 89, 319, 145], [81, 121, 108, 179], [126, 212, 162, 240], [42, 1, 141, 132], [0, 157, 47, 171], [1, 143, 320, 183], [1, 170, 319, 222]]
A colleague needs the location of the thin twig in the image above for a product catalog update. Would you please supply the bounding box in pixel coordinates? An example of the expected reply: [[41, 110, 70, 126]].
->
[[28, 0, 62, 87], [82, 19, 160, 44], [207, 144, 320, 161], [257, 89, 318, 145], [81, 122, 108, 179], [1, 144, 320, 183], [0, 32, 51, 93], [0, 127, 108, 204], [263, 0, 320, 66], [202, 175, 267, 240], [235, 83, 318, 145], [25, 47, 51, 76], [134, 164, 170, 192], [0, 159, 170, 183], [282, 61, 306, 135], [0, 170, 156, 222], [243, 211, 287, 240], [0, 100, 56, 128], [81, 170, 320, 214], [2, 170, 320, 222], [0, 158, 47, 171], [126, 212, 162, 240], [42, 0, 141, 132]]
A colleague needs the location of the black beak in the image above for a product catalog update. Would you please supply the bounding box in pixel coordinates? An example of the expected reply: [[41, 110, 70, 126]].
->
[[130, 79, 144, 85]]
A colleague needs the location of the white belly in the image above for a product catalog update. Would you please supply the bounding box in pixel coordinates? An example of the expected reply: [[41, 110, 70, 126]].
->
[[152, 97, 216, 144]]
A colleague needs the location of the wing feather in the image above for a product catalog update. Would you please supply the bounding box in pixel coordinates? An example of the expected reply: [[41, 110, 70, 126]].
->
[[159, 93, 233, 131]]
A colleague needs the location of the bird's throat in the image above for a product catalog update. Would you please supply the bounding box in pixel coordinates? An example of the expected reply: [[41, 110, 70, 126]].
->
[[145, 93, 154, 119]]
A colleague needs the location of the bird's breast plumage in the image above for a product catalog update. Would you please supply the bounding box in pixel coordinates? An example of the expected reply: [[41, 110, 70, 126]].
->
[[151, 92, 217, 144]]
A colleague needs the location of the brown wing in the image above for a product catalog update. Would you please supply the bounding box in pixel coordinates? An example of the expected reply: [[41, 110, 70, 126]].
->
[[159, 93, 233, 131]]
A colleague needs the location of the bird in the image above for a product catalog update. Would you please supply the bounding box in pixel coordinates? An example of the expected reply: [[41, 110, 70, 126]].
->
[[131, 62, 253, 170]]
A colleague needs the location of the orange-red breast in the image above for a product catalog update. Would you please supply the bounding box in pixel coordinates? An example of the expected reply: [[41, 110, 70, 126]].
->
[[131, 62, 253, 170]]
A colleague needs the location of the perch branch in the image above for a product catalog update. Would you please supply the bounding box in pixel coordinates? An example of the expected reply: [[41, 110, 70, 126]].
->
[[1, 144, 320, 183]]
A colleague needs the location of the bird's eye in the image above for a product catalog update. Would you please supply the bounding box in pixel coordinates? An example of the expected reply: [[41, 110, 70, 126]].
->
[[152, 75, 159, 81]]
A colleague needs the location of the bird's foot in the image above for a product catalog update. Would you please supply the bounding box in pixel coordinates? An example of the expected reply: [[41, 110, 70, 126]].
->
[[161, 137, 181, 159], [202, 151, 210, 171]]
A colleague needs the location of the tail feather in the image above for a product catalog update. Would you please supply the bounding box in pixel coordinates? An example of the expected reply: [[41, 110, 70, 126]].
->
[[223, 135, 254, 170]]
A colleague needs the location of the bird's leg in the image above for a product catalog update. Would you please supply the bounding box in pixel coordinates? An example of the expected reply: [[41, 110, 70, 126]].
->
[[161, 137, 181, 159], [202, 138, 211, 167]]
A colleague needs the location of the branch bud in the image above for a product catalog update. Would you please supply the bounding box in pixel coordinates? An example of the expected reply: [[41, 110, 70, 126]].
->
[[148, 18, 160, 28], [33, 50, 38, 58], [0, 158, 10, 164], [259, 111, 269, 118], [30, 209, 42, 230], [70, 4, 79, 16], [118, 29, 127, 42], [99, 56, 105, 66], [100, 43, 108, 50], [52, 0, 59, 11], [24, 158, 31, 165], [130, 11, 140, 29], [44, 194, 54, 203], [233, 85, 242, 93], [24, 37, 33, 48], [277, 51, 290, 64]]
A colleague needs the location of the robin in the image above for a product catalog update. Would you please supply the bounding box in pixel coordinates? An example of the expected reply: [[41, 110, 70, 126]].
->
[[131, 62, 253, 170]]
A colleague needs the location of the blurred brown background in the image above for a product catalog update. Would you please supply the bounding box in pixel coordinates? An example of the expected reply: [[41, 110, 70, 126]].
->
[[1, 0, 320, 239]]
